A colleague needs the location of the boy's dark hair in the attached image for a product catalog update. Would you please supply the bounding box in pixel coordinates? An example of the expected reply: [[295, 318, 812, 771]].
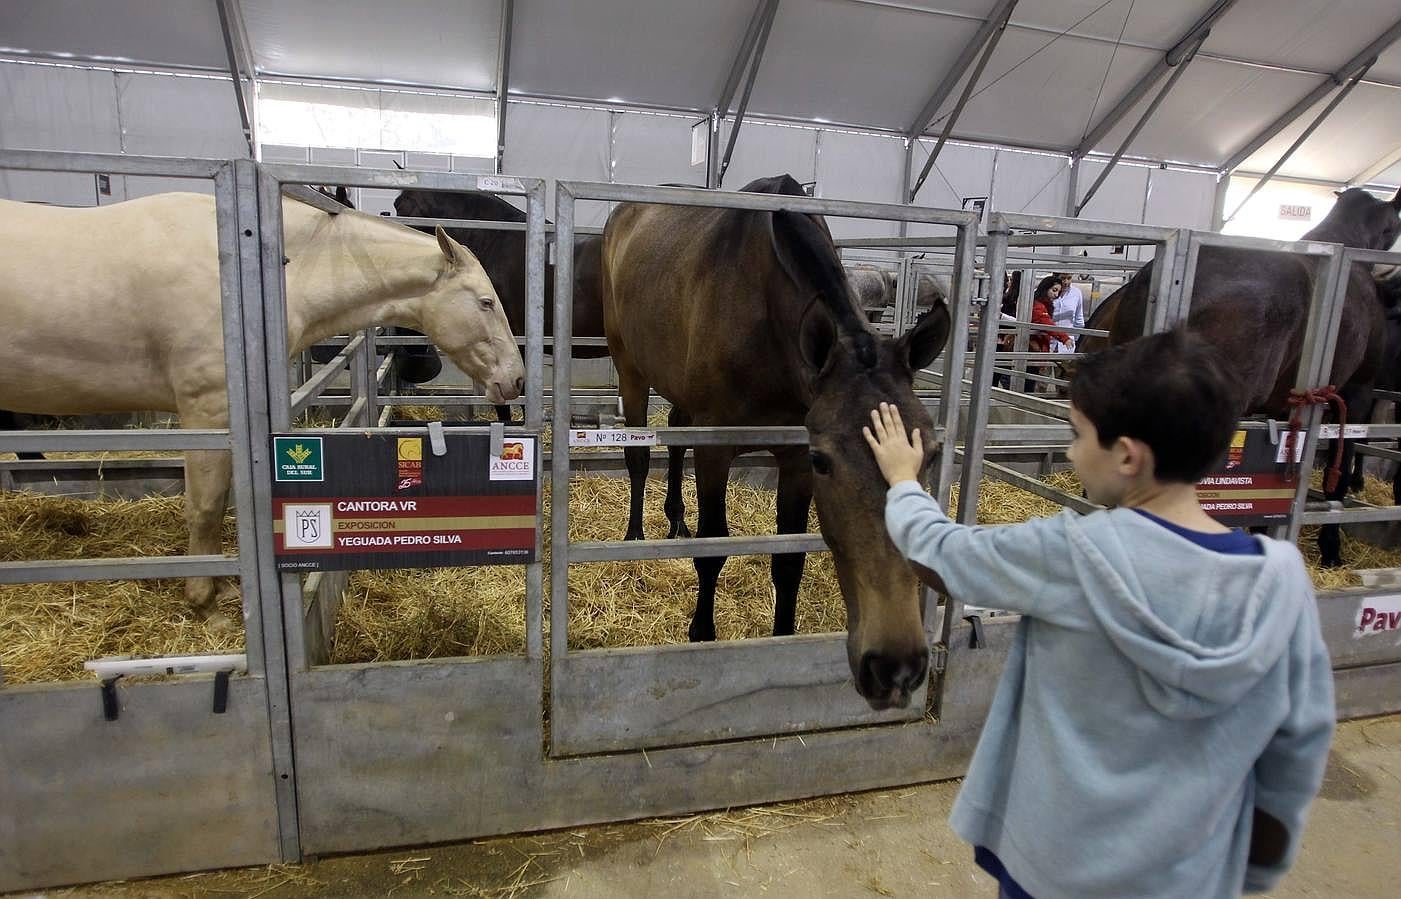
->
[[1068, 329, 1238, 483]]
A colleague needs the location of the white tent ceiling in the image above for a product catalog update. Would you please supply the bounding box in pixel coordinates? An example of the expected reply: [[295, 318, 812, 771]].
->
[[2, 0, 1399, 186]]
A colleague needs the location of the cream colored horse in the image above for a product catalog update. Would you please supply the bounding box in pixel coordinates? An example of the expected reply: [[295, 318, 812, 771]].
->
[[0, 192, 524, 626]]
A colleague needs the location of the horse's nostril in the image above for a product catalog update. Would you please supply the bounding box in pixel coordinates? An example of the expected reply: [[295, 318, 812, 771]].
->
[[514, 376, 524, 394], [860, 650, 929, 697]]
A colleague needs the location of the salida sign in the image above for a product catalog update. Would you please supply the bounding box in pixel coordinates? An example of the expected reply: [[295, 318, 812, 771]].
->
[[270, 431, 538, 571]]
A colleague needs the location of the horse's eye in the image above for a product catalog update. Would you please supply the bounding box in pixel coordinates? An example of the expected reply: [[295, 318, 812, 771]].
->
[[479, 296, 495, 309], [810, 451, 833, 476]]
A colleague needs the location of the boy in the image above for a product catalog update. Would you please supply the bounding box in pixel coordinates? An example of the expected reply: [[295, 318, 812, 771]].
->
[[863, 330, 1334, 898]]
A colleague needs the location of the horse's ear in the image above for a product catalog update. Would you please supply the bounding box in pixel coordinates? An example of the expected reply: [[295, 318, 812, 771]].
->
[[770, 210, 865, 338], [797, 300, 837, 379], [1392, 187, 1401, 210], [435, 226, 463, 265], [897, 304, 950, 372], [1335, 189, 1346, 198], [335, 186, 351, 207]]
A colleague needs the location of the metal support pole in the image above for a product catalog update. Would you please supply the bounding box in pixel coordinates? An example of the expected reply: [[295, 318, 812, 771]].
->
[[1074, 0, 1240, 157], [958, 225, 1009, 525], [717, 0, 778, 188], [905, 0, 1020, 141], [1348, 143, 1401, 189], [494, 0, 514, 175], [1011, 267, 1033, 391], [1210, 173, 1230, 231], [549, 183, 576, 726], [1282, 246, 1349, 545], [230, 158, 301, 862], [706, 111, 721, 189], [1221, 17, 1401, 173], [1223, 62, 1373, 226], [899, 139, 913, 238], [1075, 34, 1206, 216], [214, 0, 254, 157], [908, 5, 1011, 203], [1064, 157, 1080, 219]]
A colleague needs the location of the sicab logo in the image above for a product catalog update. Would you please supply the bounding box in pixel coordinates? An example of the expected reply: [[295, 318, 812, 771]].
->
[[396, 437, 423, 491]]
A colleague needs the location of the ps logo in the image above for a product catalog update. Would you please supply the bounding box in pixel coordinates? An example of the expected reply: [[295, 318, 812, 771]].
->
[[283, 503, 333, 549]]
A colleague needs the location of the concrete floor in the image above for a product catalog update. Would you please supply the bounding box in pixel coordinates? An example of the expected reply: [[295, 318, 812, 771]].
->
[[23, 714, 1401, 899]]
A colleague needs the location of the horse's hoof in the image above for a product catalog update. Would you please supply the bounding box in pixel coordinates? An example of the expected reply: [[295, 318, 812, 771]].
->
[[667, 521, 691, 539], [688, 621, 716, 642], [624, 527, 645, 541], [1320, 555, 1345, 570]]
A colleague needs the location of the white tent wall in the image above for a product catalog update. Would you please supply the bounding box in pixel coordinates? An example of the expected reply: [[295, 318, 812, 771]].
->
[[609, 110, 705, 188], [990, 149, 1070, 219], [813, 130, 904, 239], [718, 120, 818, 196], [906, 140, 996, 237], [0, 61, 120, 204], [502, 101, 611, 227], [0, 61, 245, 204], [1143, 168, 1218, 231]]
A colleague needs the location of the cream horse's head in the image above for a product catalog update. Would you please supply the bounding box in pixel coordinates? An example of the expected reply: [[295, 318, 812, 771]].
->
[[419, 226, 525, 404]]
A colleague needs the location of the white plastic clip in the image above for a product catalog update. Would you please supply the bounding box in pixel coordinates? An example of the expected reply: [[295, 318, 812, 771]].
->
[[1268, 419, 1281, 445], [427, 421, 448, 457], [489, 421, 505, 457]]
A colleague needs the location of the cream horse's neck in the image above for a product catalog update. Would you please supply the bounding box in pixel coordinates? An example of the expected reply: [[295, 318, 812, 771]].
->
[[281, 201, 444, 353]]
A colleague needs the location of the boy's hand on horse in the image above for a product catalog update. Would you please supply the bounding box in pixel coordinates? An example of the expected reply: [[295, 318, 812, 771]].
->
[[864, 402, 924, 486]]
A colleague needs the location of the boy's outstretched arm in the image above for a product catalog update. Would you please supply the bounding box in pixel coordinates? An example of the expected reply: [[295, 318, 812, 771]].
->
[[1245, 601, 1335, 893], [863, 403, 1077, 622]]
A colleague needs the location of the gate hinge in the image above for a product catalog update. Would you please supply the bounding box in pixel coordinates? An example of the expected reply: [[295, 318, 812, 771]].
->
[[931, 644, 949, 675]]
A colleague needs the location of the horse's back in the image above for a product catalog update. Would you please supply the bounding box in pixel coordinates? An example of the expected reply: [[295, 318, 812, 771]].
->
[[0, 194, 222, 414]]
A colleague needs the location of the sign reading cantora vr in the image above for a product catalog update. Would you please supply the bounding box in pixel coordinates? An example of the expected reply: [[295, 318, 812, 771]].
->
[[270, 431, 538, 572]]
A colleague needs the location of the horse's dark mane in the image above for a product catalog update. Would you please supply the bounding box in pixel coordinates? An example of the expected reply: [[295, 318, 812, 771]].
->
[[738, 174, 807, 197]]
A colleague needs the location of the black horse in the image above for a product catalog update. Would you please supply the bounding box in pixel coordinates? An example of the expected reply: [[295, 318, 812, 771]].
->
[[392, 188, 606, 422], [1107, 187, 1401, 566]]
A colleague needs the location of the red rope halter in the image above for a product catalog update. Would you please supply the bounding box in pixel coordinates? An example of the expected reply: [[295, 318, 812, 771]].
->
[[1282, 386, 1348, 493]]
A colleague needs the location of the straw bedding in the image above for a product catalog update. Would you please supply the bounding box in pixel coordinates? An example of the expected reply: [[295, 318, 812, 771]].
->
[[4, 459, 1400, 685]]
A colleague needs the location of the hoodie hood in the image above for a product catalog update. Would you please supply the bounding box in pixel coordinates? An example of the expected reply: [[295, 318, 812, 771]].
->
[[1065, 509, 1307, 719]]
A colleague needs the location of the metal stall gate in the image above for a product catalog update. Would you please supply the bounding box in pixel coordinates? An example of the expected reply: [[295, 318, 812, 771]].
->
[[967, 214, 1401, 720], [251, 171, 1019, 861], [0, 152, 290, 890]]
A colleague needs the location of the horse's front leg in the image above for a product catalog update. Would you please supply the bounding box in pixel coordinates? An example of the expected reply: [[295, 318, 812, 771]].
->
[[183, 447, 235, 629], [771, 447, 813, 637], [617, 366, 651, 541], [689, 445, 735, 642], [664, 406, 691, 539]]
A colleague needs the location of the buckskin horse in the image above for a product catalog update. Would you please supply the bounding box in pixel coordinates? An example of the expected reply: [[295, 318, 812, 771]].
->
[[602, 174, 950, 710], [0, 192, 522, 626], [1106, 187, 1401, 565]]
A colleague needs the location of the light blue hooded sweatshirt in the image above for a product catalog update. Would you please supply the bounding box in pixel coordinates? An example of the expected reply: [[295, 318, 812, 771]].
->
[[884, 481, 1335, 899]]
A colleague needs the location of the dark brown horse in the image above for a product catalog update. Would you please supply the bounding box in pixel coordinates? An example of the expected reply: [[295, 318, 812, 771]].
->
[[394, 188, 605, 421], [602, 174, 951, 710], [1107, 187, 1401, 565]]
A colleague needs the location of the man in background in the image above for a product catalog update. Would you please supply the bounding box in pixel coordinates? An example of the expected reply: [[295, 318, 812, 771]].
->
[[1051, 272, 1086, 355]]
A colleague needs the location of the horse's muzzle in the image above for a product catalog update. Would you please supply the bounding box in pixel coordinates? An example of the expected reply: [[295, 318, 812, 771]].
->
[[485, 377, 524, 404], [855, 648, 929, 711]]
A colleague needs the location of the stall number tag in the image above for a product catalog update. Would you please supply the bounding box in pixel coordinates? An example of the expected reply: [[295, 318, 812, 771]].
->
[[568, 428, 658, 447], [1274, 424, 1370, 462], [1356, 595, 1401, 639], [477, 176, 525, 194]]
